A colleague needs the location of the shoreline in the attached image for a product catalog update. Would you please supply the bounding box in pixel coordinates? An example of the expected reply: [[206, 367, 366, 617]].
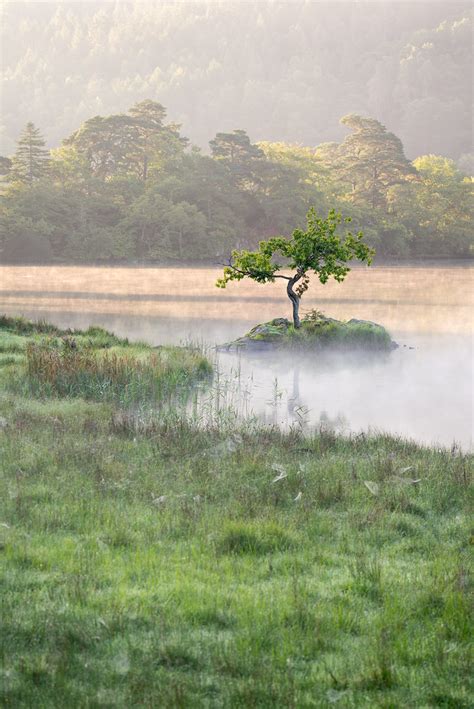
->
[[1, 258, 474, 270]]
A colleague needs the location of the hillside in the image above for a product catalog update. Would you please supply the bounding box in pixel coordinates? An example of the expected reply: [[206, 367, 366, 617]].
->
[[1, 1, 472, 162]]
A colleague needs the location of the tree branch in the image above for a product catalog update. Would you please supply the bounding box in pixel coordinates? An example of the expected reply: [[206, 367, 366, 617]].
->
[[221, 260, 291, 281]]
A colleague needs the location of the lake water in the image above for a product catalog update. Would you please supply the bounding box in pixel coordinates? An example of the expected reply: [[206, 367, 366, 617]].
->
[[0, 263, 472, 450]]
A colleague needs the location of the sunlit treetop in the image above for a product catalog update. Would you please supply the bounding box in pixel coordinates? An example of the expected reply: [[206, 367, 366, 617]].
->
[[217, 208, 374, 328]]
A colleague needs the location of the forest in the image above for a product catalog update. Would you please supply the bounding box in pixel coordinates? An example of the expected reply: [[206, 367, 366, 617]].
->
[[0, 101, 472, 263], [1, 2, 472, 161]]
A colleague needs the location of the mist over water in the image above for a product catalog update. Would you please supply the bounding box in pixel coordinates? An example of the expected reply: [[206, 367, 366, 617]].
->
[[217, 336, 472, 451], [1, 264, 472, 450]]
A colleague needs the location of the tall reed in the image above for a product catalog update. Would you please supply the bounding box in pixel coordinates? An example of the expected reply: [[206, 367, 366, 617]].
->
[[25, 338, 211, 405]]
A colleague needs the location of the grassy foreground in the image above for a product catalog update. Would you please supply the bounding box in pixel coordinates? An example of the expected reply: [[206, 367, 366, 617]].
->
[[0, 318, 472, 707]]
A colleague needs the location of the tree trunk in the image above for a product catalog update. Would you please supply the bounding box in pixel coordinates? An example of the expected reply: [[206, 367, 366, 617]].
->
[[287, 273, 302, 328], [28, 140, 33, 185], [372, 163, 378, 209], [137, 223, 146, 257]]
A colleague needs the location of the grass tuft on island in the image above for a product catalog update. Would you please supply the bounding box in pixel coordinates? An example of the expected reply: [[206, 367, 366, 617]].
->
[[0, 316, 472, 707], [219, 310, 398, 353]]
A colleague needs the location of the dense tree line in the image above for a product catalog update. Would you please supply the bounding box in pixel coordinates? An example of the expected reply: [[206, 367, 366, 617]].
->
[[0, 101, 472, 263], [1, 2, 472, 163]]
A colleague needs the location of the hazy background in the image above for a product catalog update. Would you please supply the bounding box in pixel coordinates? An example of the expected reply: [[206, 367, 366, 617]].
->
[[1, 0, 472, 163], [0, 1, 472, 448]]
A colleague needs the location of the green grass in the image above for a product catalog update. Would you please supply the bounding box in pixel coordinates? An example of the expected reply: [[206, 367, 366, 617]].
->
[[0, 315, 211, 407], [0, 318, 472, 707]]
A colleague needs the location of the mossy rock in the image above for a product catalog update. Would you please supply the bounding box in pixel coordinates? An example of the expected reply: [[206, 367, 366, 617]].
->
[[219, 315, 398, 353]]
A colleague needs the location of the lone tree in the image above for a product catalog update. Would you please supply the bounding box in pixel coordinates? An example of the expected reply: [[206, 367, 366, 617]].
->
[[216, 208, 374, 328]]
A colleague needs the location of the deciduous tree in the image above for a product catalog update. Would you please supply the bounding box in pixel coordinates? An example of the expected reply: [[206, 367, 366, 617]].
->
[[217, 208, 374, 328]]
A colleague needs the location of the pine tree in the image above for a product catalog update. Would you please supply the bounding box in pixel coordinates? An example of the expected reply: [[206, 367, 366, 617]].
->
[[128, 100, 187, 181], [209, 130, 264, 188], [11, 122, 50, 184], [337, 115, 415, 210]]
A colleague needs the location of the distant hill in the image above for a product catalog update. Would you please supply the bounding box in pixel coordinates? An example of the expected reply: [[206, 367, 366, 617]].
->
[[1, 1, 472, 161]]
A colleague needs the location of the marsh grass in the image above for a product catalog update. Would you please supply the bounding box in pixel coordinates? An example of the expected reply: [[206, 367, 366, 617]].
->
[[216, 520, 296, 555], [24, 339, 211, 405], [0, 317, 472, 707], [1, 316, 212, 407]]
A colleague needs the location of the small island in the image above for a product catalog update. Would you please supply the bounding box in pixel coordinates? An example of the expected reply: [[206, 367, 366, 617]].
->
[[217, 209, 398, 354], [219, 312, 398, 353]]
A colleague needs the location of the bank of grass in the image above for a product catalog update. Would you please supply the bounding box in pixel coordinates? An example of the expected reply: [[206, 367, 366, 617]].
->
[[0, 315, 211, 406], [0, 317, 472, 707]]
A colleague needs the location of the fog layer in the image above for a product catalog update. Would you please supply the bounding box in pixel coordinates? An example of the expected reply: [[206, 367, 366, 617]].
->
[[1, 263, 472, 449]]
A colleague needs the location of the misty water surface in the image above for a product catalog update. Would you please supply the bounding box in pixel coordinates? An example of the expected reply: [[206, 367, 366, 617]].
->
[[1, 264, 472, 449]]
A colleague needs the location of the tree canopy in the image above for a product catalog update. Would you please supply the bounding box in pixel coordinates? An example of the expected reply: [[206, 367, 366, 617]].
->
[[0, 104, 472, 264], [336, 114, 415, 210], [62, 101, 185, 182], [217, 209, 374, 328]]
